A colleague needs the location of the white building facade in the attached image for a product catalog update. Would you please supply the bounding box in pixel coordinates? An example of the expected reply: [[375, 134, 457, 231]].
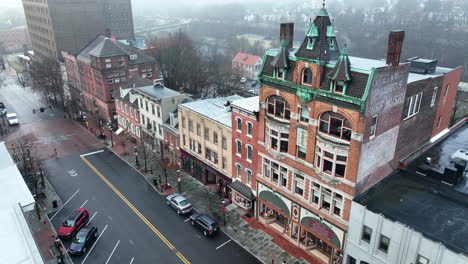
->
[[135, 82, 190, 151], [345, 199, 468, 264]]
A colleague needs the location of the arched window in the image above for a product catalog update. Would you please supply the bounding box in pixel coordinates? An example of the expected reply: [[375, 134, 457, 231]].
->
[[267, 95, 291, 120], [319, 112, 352, 141], [302, 68, 313, 85]]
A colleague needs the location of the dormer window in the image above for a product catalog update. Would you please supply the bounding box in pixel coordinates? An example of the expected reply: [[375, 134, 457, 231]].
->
[[307, 38, 316, 50], [130, 54, 137, 60], [302, 68, 313, 86], [276, 68, 284, 80], [334, 80, 345, 94], [329, 38, 336, 50]]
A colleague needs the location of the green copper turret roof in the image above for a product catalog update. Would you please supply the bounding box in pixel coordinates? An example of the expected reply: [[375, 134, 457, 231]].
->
[[328, 45, 351, 81], [271, 40, 289, 68]]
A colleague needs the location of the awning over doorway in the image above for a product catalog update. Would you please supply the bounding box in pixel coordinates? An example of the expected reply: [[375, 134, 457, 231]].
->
[[115, 127, 124, 135], [259, 190, 290, 216], [228, 181, 255, 201]]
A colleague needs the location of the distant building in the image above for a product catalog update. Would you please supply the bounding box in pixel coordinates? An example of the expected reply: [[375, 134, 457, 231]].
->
[[113, 75, 153, 141], [70, 35, 157, 120], [179, 95, 243, 198], [229, 96, 259, 211], [0, 26, 31, 53], [237, 34, 274, 50], [22, 0, 134, 60], [345, 121, 468, 264], [232, 52, 262, 80]]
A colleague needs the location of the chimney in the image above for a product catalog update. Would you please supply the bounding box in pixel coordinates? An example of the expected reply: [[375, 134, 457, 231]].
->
[[386, 30, 405, 66], [104, 28, 111, 38], [280, 23, 294, 50]]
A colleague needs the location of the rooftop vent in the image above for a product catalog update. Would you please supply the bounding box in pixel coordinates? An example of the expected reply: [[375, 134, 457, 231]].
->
[[406, 57, 438, 74]]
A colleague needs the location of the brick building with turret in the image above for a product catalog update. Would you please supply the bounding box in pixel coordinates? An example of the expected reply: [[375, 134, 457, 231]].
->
[[253, 6, 462, 264]]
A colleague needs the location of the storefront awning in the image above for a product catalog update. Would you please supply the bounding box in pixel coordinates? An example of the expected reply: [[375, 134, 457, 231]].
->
[[228, 181, 255, 201], [115, 127, 124, 135]]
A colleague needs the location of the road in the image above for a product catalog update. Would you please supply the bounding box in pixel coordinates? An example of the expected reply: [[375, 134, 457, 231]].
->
[[1, 64, 262, 264], [44, 148, 261, 264]]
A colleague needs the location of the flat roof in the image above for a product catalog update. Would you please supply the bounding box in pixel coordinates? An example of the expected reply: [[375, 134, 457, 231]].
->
[[356, 123, 468, 255], [180, 95, 243, 127], [134, 84, 181, 100], [407, 66, 452, 83], [407, 123, 468, 193], [231, 96, 259, 112], [0, 142, 35, 210], [0, 142, 42, 263]]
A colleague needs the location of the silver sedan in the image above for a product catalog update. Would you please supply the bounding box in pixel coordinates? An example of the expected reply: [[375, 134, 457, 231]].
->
[[166, 193, 192, 215]]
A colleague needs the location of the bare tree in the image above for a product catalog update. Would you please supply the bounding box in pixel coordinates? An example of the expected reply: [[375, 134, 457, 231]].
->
[[30, 58, 65, 110], [148, 31, 209, 96]]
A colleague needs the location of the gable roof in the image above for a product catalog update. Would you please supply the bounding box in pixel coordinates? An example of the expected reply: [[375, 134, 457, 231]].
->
[[77, 35, 155, 65], [121, 74, 153, 89], [89, 38, 128, 58], [233, 52, 261, 66]]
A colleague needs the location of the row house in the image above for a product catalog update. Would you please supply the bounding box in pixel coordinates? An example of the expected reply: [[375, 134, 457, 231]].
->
[[229, 96, 260, 212], [178, 95, 243, 198], [232, 52, 263, 80], [133, 82, 191, 152], [254, 7, 462, 264], [162, 109, 182, 167], [71, 35, 156, 120], [113, 75, 153, 141]]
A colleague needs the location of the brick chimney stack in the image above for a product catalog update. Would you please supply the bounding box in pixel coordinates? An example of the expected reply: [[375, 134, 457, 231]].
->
[[280, 23, 294, 50], [386, 30, 405, 66]]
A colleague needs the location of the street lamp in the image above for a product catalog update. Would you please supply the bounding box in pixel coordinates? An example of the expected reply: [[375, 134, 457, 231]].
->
[[177, 169, 181, 193], [134, 146, 139, 167], [221, 200, 226, 226]]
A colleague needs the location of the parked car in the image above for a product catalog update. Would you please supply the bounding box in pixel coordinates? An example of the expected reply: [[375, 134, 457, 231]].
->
[[240, 77, 247, 83], [250, 81, 257, 87], [0, 102, 6, 115], [6, 113, 18, 125], [166, 193, 192, 215], [190, 213, 219, 237], [68, 226, 98, 255], [58, 208, 89, 239]]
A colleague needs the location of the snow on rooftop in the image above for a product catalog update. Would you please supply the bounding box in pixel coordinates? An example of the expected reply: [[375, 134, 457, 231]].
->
[[231, 96, 259, 112], [0, 142, 42, 264], [407, 67, 452, 83], [180, 95, 243, 127]]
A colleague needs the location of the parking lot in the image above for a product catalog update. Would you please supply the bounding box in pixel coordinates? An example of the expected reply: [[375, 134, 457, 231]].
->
[[44, 148, 261, 264]]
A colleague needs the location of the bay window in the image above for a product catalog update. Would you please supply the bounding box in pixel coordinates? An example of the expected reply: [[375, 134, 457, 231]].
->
[[319, 112, 352, 141], [315, 146, 347, 178]]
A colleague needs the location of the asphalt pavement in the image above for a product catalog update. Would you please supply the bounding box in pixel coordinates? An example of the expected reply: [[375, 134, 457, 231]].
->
[[0, 68, 61, 128], [44, 148, 261, 264]]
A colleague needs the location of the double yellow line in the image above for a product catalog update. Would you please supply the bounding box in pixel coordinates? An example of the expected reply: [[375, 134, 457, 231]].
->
[[81, 156, 190, 264]]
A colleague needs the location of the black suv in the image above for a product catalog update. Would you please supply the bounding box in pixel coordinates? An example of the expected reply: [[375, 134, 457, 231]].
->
[[190, 213, 220, 237], [67, 226, 98, 255]]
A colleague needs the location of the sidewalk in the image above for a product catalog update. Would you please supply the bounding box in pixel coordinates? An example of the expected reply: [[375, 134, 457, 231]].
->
[[25, 177, 72, 264], [79, 118, 315, 263]]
